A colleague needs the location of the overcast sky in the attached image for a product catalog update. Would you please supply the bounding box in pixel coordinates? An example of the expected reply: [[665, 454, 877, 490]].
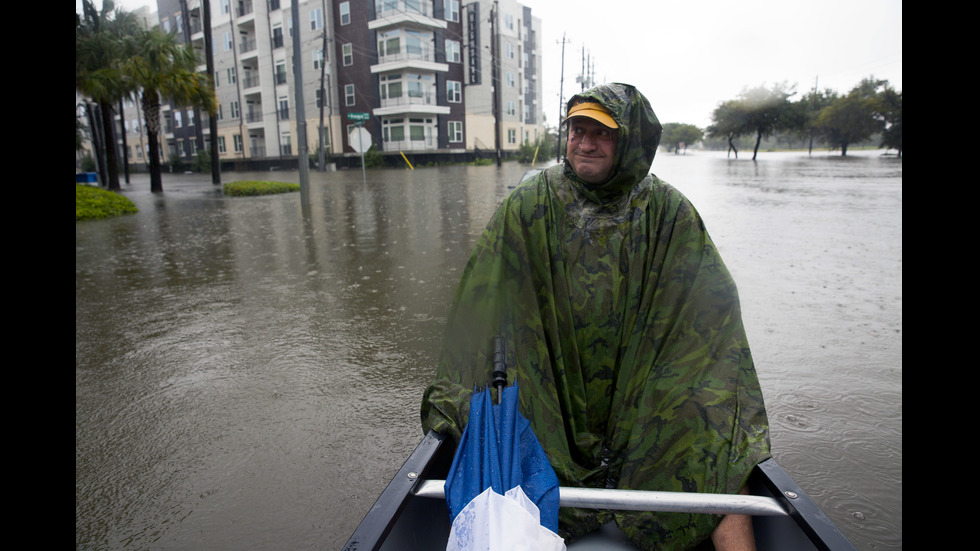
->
[[89, 0, 902, 129]]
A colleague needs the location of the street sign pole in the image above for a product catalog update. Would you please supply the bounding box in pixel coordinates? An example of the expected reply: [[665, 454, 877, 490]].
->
[[347, 113, 371, 184], [358, 122, 366, 184]]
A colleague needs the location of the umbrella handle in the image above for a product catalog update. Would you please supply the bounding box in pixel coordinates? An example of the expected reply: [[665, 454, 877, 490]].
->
[[491, 336, 507, 404]]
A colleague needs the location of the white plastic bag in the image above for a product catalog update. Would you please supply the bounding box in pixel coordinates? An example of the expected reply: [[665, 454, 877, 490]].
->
[[446, 486, 566, 551]]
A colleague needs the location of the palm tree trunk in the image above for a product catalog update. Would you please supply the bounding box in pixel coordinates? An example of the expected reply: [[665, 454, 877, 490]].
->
[[99, 99, 121, 191], [142, 92, 165, 193]]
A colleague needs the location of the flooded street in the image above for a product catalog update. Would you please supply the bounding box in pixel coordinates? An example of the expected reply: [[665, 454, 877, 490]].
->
[[76, 151, 901, 550]]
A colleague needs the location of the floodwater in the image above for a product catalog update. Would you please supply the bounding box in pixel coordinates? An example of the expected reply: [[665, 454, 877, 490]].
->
[[76, 150, 901, 550]]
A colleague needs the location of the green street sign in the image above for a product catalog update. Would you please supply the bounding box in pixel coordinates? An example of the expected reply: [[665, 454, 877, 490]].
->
[[347, 112, 370, 121]]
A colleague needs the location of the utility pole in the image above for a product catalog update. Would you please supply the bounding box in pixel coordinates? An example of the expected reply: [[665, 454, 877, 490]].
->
[[490, 1, 501, 167], [556, 33, 569, 163], [203, 0, 220, 184], [291, 0, 310, 205], [317, 0, 329, 172]]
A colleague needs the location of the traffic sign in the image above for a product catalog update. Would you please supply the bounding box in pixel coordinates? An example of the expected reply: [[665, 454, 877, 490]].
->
[[349, 127, 372, 154], [347, 112, 370, 121]]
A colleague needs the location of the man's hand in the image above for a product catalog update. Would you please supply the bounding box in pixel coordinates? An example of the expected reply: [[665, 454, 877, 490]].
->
[[710, 487, 756, 551]]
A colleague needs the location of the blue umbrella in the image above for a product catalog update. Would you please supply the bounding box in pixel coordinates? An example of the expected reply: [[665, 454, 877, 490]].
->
[[444, 382, 561, 534]]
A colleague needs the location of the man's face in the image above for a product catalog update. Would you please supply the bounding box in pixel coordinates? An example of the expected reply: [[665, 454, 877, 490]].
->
[[566, 117, 618, 184]]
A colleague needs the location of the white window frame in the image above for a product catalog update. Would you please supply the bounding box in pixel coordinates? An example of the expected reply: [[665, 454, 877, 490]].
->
[[340, 1, 351, 25], [445, 39, 460, 63], [445, 0, 459, 22], [343, 43, 353, 66], [310, 8, 323, 30], [448, 120, 462, 143], [447, 80, 461, 103], [345, 84, 356, 106]]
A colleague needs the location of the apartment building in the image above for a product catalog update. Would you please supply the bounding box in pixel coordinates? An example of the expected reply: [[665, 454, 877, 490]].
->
[[116, 0, 543, 168]]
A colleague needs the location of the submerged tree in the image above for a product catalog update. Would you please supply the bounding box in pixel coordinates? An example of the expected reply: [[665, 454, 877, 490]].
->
[[738, 83, 799, 160], [795, 88, 839, 155], [125, 28, 216, 193], [816, 77, 888, 156], [706, 99, 747, 158], [661, 123, 704, 154], [707, 83, 799, 160], [877, 86, 902, 157]]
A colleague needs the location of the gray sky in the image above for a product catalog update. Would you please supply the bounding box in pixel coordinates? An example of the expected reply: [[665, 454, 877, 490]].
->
[[522, 0, 902, 128], [92, 0, 903, 129]]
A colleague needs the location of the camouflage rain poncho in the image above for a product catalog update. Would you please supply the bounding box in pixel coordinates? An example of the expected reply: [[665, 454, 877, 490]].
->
[[421, 83, 770, 549]]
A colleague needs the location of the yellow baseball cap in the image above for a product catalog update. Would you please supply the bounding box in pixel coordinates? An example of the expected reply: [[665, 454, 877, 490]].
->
[[564, 101, 618, 129]]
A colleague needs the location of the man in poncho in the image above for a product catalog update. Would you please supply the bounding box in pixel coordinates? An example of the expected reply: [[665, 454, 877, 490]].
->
[[421, 83, 770, 550]]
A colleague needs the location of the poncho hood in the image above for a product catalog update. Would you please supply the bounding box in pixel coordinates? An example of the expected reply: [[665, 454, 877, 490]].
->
[[564, 83, 663, 204]]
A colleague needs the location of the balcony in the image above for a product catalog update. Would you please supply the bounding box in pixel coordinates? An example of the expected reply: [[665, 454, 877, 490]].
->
[[236, 1, 254, 19], [370, 2, 446, 31], [372, 50, 447, 75], [375, 93, 449, 117]]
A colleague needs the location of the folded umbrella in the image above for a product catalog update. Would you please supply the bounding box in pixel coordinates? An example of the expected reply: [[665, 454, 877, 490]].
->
[[444, 383, 564, 550]]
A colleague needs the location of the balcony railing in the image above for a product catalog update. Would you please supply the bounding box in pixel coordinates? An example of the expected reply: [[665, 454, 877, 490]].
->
[[236, 1, 253, 17], [246, 110, 263, 123], [376, 1, 430, 18], [239, 38, 257, 54], [242, 74, 261, 88], [377, 49, 433, 65], [380, 92, 435, 109]]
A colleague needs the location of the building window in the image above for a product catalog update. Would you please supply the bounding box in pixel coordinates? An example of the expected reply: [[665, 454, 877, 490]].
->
[[272, 26, 284, 48], [345, 84, 355, 106], [342, 43, 353, 66], [313, 48, 323, 70], [279, 97, 289, 119], [233, 134, 243, 153], [174, 111, 182, 128], [380, 74, 402, 100], [223, 31, 232, 50], [310, 8, 323, 30], [281, 132, 292, 155], [382, 118, 405, 142], [506, 100, 515, 116], [275, 61, 287, 85], [230, 101, 240, 119], [227, 67, 236, 84], [447, 80, 461, 103], [221, 0, 229, 14], [340, 1, 350, 25], [218, 136, 226, 154], [316, 89, 324, 108], [448, 120, 462, 143], [445, 39, 460, 63], [445, 0, 459, 22], [508, 128, 517, 144], [269, 0, 280, 9], [506, 72, 515, 88], [506, 42, 514, 59]]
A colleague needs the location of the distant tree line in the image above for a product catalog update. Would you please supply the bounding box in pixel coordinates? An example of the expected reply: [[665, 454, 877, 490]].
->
[[702, 77, 902, 159]]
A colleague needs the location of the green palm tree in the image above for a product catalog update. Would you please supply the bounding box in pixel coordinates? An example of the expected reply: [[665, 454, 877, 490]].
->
[[126, 28, 216, 193], [76, 0, 141, 191]]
